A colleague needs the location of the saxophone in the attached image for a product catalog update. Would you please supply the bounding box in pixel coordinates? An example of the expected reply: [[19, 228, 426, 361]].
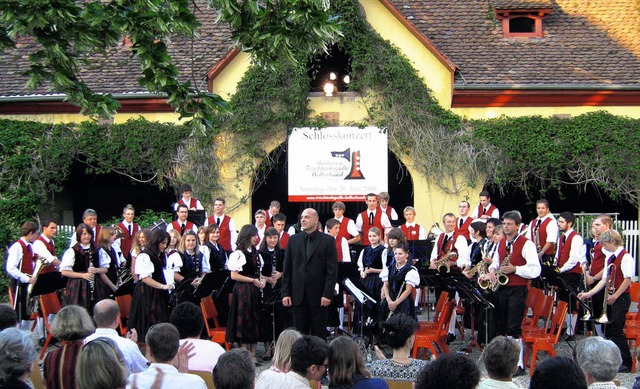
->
[[434, 251, 458, 273]]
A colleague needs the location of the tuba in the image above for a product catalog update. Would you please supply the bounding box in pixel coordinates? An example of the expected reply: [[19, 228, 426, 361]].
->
[[595, 263, 616, 324], [427, 223, 444, 241]]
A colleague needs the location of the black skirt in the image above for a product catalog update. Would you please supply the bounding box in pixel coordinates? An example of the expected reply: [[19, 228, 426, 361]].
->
[[226, 281, 261, 344], [129, 281, 169, 342]]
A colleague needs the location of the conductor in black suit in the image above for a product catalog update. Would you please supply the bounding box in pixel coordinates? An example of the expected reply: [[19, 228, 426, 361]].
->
[[282, 208, 338, 339]]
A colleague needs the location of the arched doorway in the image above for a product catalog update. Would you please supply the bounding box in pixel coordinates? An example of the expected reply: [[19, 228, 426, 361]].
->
[[251, 143, 414, 227]]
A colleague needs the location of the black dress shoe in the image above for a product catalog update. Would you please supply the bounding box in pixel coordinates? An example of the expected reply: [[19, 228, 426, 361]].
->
[[514, 367, 526, 377], [618, 365, 631, 373], [445, 333, 456, 344]]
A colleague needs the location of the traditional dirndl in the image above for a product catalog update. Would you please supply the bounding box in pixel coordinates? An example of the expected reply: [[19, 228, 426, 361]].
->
[[63, 278, 92, 310], [226, 281, 261, 344], [128, 281, 169, 342]]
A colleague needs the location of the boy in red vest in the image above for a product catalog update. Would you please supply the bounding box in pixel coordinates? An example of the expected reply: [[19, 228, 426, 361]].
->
[[555, 211, 585, 339], [173, 183, 205, 212], [205, 197, 237, 252], [470, 190, 500, 220], [400, 206, 426, 240], [5, 221, 40, 329], [356, 193, 391, 245], [167, 204, 197, 236]]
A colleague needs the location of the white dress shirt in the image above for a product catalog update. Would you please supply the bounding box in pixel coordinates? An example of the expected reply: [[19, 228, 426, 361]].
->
[[32, 235, 57, 264], [60, 244, 110, 271], [489, 237, 541, 280], [6, 238, 33, 283], [556, 228, 586, 272], [85, 328, 148, 373], [355, 209, 392, 232], [127, 363, 206, 389], [429, 232, 471, 268]]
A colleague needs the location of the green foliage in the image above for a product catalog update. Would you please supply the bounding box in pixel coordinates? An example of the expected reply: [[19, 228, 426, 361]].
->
[[472, 111, 640, 203], [209, 0, 342, 67], [102, 209, 174, 229]]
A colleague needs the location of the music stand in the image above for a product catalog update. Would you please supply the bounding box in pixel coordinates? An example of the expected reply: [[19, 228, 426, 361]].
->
[[408, 240, 432, 264], [194, 272, 227, 299], [342, 278, 376, 347], [553, 274, 592, 342], [30, 272, 67, 297], [450, 277, 494, 353], [188, 210, 206, 227]]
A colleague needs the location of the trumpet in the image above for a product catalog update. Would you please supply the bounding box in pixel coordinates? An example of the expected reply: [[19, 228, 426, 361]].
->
[[434, 251, 458, 273], [596, 263, 616, 324]]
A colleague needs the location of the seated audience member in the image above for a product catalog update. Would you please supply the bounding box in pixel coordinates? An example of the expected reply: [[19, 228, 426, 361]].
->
[[256, 329, 302, 388], [289, 335, 331, 388], [77, 337, 128, 389], [44, 305, 96, 389], [575, 337, 624, 389], [213, 348, 256, 389], [478, 336, 520, 389], [529, 356, 588, 389], [127, 323, 206, 389], [0, 328, 36, 389], [370, 313, 427, 381], [170, 302, 225, 372], [85, 299, 148, 374], [415, 353, 480, 389], [0, 304, 18, 330], [329, 336, 388, 389]]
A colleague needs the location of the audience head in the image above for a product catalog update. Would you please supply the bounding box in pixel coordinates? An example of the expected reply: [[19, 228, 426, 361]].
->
[[574, 337, 621, 384], [483, 336, 519, 380], [416, 353, 480, 389], [145, 323, 180, 363], [77, 337, 127, 389], [213, 348, 255, 389], [290, 335, 330, 380], [0, 305, 18, 330], [328, 336, 370, 388], [381, 313, 418, 350], [93, 299, 120, 328], [170, 302, 204, 339], [0, 328, 36, 384], [272, 329, 302, 372], [529, 356, 587, 389], [52, 305, 95, 341]]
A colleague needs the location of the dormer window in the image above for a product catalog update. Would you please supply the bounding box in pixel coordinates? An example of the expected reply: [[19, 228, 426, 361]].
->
[[495, 8, 552, 38]]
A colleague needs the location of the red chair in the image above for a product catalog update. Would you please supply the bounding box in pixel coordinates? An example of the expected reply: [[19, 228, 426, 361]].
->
[[419, 291, 449, 330], [521, 287, 544, 327], [115, 294, 132, 336], [39, 292, 62, 359], [200, 296, 230, 350], [523, 301, 568, 376], [412, 300, 455, 359], [522, 294, 554, 336]]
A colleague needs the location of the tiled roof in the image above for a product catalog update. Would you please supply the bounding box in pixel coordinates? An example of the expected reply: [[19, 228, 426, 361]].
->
[[390, 0, 640, 86], [0, 1, 232, 97], [0, 0, 638, 99]]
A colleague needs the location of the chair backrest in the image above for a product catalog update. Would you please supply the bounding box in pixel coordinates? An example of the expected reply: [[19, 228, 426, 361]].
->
[[629, 282, 640, 303], [200, 296, 221, 329], [548, 301, 568, 343], [526, 287, 543, 311], [432, 291, 449, 323], [39, 292, 62, 318], [435, 301, 455, 338], [528, 294, 554, 329], [189, 370, 215, 389], [116, 294, 132, 318]]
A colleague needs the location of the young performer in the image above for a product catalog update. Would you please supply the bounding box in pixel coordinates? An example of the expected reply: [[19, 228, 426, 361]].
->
[[60, 224, 109, 311], [226, 225, 266, 364], [254, 209, 267, 247], [166, 229, 183, 271], [5, 222, 40, 329], [197, 225, 211, 268], [128, 229, 174, 342], [326, 218, 351, 264], [258, 227, 284, 358], [271, 213, 290, 250], [377, 192, 399, 222], [173, 183, 205, 212], [526, 199, 558, 267], [205, 224, 231, 327], [555, 211, 585, 339], [455, 201, 473, 243], [380, 245, 420, 319], [206, 225, 228, 272], [129, 228, 149, 282], [175, 230, 209, 305], [32, 219, 61, 274], [384, 228, 408, 268], [167, 204, 197, 236], [584, 215, 612, 336], [400, 206, 427, 241], [116, 204, 140, 262], [265, 200, 281, 228], [327, 201, 361, 245], [578, 229, 634, 372], [95, 227, 121, 299], [356, 227, 385, 327], [204, 197, 237, 252], [470, 190, 500, 220], [483, 211, 540, 376], [356, 193, 392, 245]]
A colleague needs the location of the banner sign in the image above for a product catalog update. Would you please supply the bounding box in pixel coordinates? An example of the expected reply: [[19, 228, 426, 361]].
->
[[288, 127, 388, 202]]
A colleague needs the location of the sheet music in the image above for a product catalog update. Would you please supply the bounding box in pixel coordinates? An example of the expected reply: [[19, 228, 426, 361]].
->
[[163, 269, 175, 292], [343, 278, 376, 304]]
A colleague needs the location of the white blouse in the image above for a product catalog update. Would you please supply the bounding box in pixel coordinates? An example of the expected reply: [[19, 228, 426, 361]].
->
[[227, 250, 264, 272], [60, 245, 110, 271]]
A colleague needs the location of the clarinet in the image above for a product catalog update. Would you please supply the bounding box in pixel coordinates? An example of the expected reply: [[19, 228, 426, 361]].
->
[[86, 248, 96, 302]]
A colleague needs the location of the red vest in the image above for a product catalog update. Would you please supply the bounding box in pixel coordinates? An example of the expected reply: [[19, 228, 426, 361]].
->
[[377, 205, 394, 220], [337, 217, 353, 243], [590, 242, 605, 276], [609, 250, 630, 294], [36, 236, 57, 274], [335, 237, 344, 262], [497, 236, 529, 287], [265, 211, 274, 228], [91, 225, 102, 243], [455, 217, 472, 241], [206, 215, 232, 252], [117, 222, 140, 258], [435, 232, 461, 269], [171, 220, 194, 236], [360, 210, 383, 245], [530, 217, 555, 255], [178, 198, 198, 209], [557, 231, 582, 274], [17, 239, 35, 275], [279, 232, 290, 250], [477, 204, 497, 218], [401, 224, 422, 241]]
